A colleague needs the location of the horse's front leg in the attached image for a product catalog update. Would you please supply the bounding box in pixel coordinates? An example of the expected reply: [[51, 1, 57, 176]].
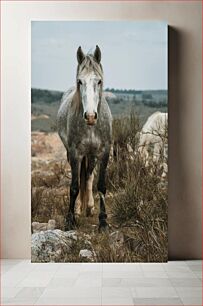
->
[[65, 154, 80, 231], [97, 151, 110, 232]]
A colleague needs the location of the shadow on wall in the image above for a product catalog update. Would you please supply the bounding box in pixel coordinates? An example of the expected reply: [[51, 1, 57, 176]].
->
[[168, 26, 202, 260]]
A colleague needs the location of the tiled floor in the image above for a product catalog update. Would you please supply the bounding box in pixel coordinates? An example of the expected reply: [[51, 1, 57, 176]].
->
[[1, 260, 202, 305]]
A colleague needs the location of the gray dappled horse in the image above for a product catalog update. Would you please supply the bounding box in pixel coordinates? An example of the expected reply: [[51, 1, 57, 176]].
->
[[57, 46, 112, 231]]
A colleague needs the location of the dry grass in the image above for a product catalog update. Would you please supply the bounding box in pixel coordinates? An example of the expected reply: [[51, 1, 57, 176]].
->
[[31, 160, 70, 231], [31, 111, 168, 262]]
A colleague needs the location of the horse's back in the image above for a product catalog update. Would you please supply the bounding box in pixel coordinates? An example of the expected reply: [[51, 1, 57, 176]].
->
[[142, 111, 167, 135], [139, 111, 167, 147]]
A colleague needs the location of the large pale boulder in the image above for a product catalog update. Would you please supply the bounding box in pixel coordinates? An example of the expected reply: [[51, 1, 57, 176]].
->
[[31, 229, 77, 262]]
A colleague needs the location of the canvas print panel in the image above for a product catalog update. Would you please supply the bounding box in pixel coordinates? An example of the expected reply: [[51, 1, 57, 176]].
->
[[31, 21, 168, 262]]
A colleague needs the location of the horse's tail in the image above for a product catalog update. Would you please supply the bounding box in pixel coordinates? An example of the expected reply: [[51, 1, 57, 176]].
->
[[80, 156, 87, 212]]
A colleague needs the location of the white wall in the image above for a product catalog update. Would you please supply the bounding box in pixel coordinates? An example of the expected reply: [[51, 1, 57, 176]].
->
[[1, 1, 202, 259]]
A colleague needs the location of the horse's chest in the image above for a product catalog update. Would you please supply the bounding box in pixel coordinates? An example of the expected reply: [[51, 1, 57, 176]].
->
[[78, 129, 103, 156]]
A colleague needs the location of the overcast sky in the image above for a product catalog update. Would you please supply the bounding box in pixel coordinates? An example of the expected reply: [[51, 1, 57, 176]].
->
[[31, 21, 167, 91]]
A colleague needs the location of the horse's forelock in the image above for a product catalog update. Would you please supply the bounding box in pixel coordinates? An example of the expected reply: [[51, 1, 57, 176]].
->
[[77, 55, 103, 79]]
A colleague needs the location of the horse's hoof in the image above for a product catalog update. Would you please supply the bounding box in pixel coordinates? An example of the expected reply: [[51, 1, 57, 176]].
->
[[65, 215, 77, 231], [65, 221, 76, 231], [98, 221, 109, 233]]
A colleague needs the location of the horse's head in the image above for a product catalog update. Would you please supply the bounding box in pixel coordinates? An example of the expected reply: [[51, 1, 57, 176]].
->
[[76, 46, 103, 126]]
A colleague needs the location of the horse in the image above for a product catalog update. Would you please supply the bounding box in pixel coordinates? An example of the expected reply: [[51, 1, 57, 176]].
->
[[138, 111, 168, 177], [57, 46, 112, 231]]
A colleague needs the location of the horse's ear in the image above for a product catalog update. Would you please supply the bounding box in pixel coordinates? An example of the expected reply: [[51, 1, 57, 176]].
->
[[77, 46, 85, 64], [94, 45, 101, 64]]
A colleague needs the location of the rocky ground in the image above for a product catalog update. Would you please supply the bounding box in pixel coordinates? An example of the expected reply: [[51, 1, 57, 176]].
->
[[31, 129, 168, 263], [31, 132, 126, 263]]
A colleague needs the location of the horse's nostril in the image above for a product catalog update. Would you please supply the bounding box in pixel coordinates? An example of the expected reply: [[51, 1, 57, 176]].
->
[[84, 112, 88, 120], [94, 112, 97, 120]]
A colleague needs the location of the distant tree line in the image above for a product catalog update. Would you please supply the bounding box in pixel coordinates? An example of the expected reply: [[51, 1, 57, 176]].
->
[[105, 88, 167, 95], [31, 88, 63, 104], [105, 88, 143, 94]]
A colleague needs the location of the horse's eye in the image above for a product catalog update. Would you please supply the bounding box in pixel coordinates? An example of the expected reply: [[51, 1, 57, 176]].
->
[[98, 80, 102, 85], [78, 79, 82, 85]]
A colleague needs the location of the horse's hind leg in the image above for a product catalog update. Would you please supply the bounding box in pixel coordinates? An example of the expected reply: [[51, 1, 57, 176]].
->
[[65, 155, 79, 231], [75, 172, 94, 217], [86, 172, 95, 217], [75, 191, 82, 216], [97, 151, 110, 231]]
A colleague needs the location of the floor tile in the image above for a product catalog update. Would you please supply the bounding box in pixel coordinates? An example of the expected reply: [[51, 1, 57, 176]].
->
[[2, 287, 22, 299], [75, 277, 102, 287], [123, 277, 171, 287], [140, 263, 165, 272], [17, 271, 56, 287], [1, 299, 10, 305], [2, 265, 15, 274], [103, 270, 144, 278], [166, 271, 197, 279], [54, 269, 80, 278], [164, 265, 192, 272], [31, 263, 59, 273], [47, 277, 76, 288], [133, 286, 178, 298], [180, 296, 202, 305], [186, 260, 202, 266], [133, 297, 183, 305], [102, 278, 123, 287], [189, 264, 202, 272], [175, 287, 202, 298], [81, 263, 103, 272], [35, 297, 102, 305], [41, 287, 101, 298], [3, 296, 38, 305], [2, 263, 35, 287], [143, 271, 168, 278], [170, 277, 202, 287], [102, 287, 132, 298], [79, 271, 102, 278], [102, 297, 134, 305], [103, 263, 142, 273], [1, 259, 23, 265], [163, 261, 187, 266], [15, 287, 45, 298], [193, 271, 202, 279]]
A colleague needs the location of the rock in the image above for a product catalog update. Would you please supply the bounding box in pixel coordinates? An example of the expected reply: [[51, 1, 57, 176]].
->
[[109, 231, 124, 254], [31, 229, 77, 262], [32, 222, 47, 233], [79, 249, 95, 262], [32, 219, 56, 233], [47, 219, 56, 230], [65, 230, 78, 241]]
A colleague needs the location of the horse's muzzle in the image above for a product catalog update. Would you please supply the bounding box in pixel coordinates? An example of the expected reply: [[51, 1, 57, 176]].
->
[[84, 112, 97, 126]]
